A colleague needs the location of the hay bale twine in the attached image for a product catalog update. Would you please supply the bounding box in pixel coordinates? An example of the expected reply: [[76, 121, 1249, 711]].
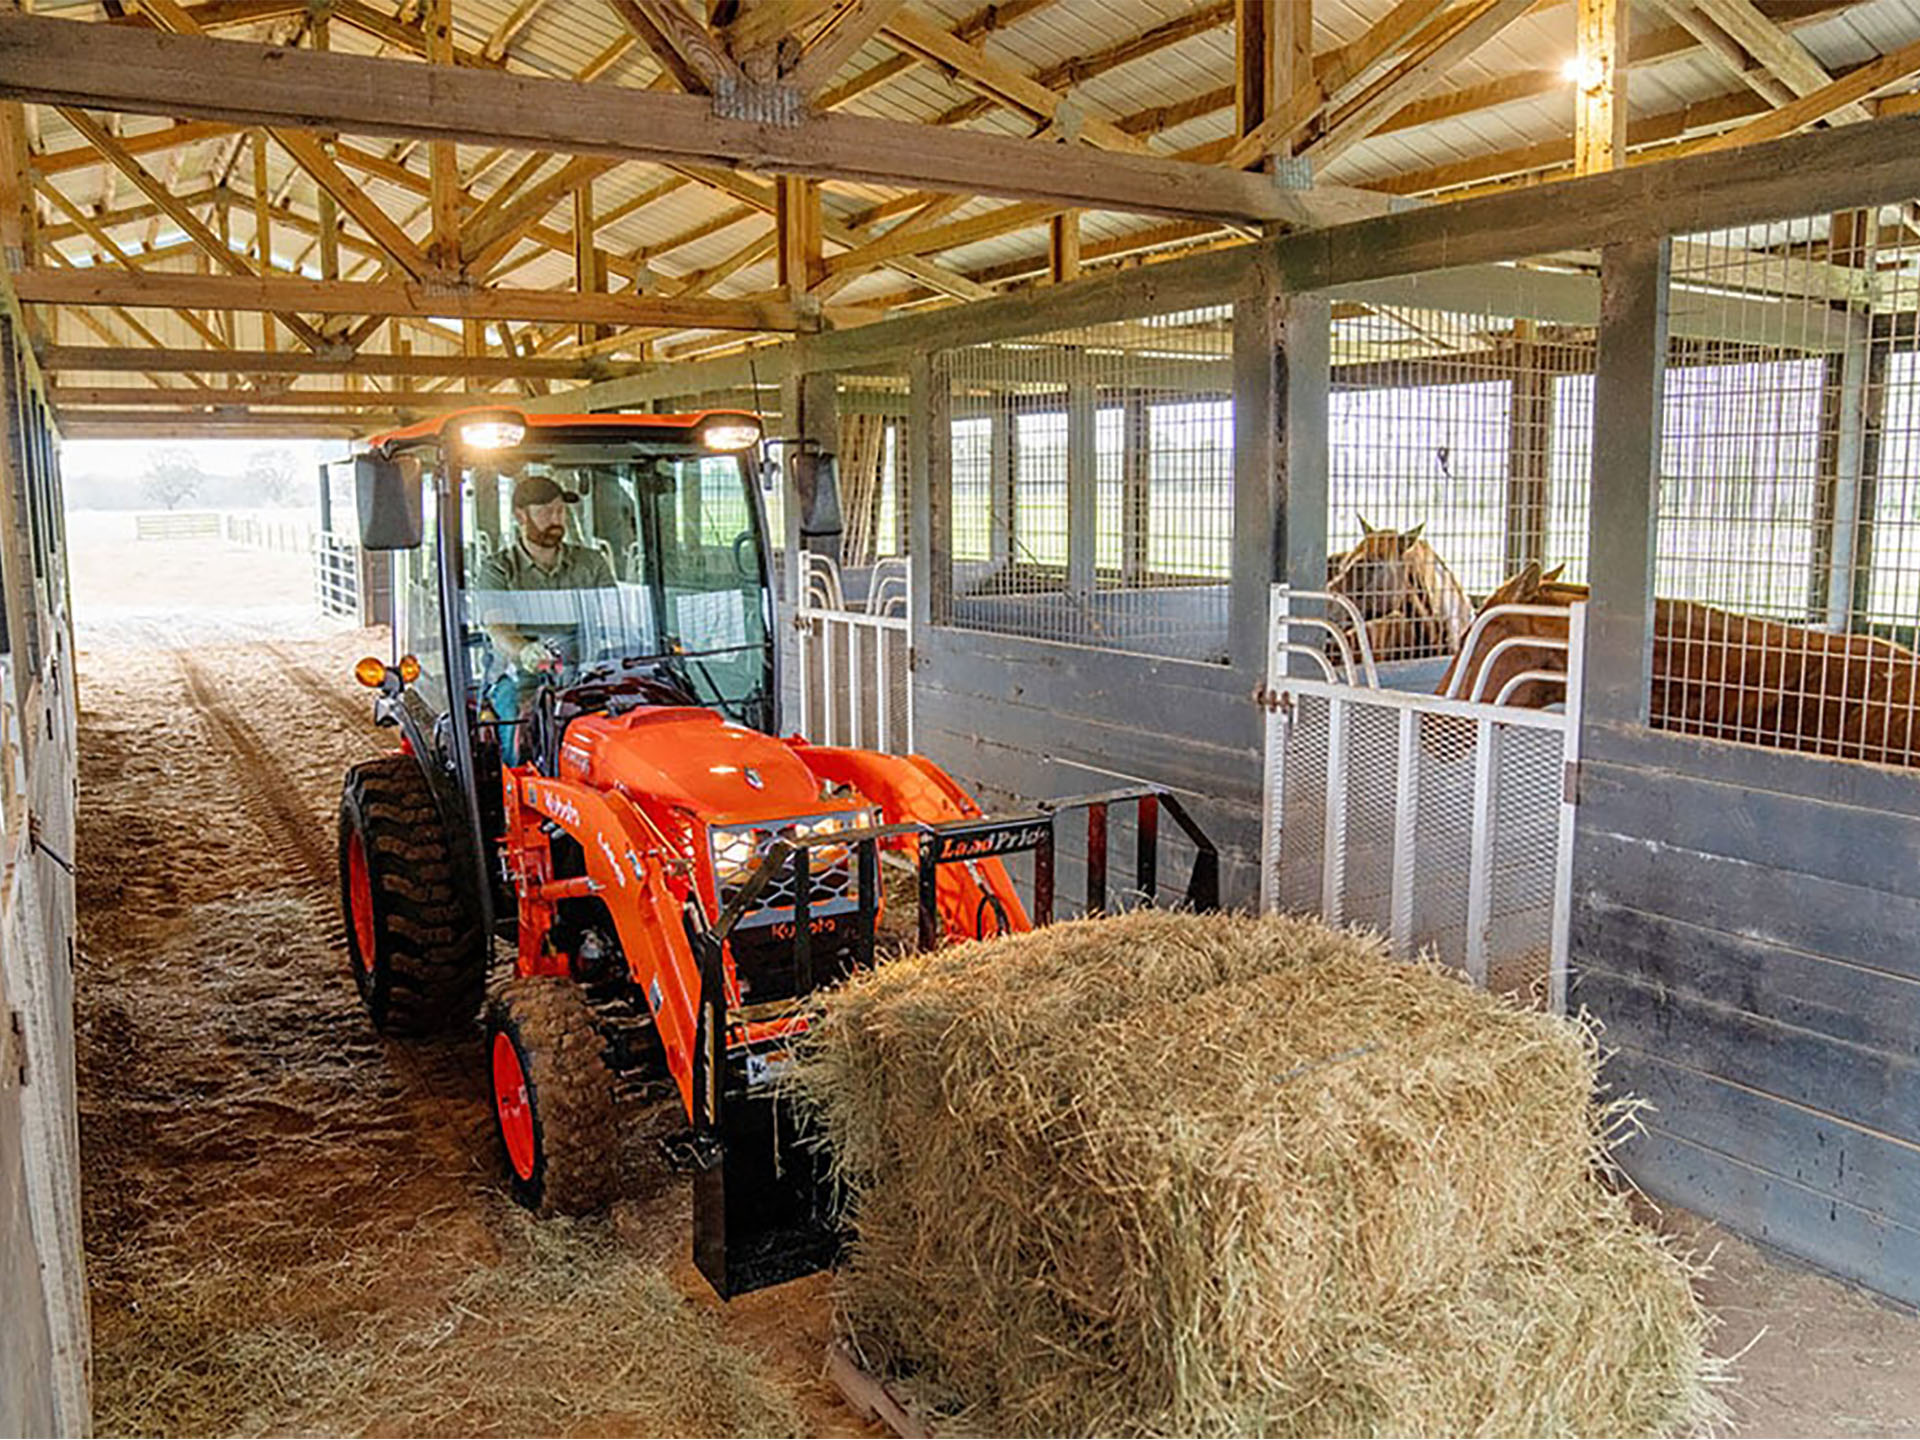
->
[[788, 910, 1725, 1437]]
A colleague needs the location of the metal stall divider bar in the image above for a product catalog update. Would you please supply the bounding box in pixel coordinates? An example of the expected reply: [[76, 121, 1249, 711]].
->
[[1259, 584, 1587, 1012], [795, 551, 915, 753]]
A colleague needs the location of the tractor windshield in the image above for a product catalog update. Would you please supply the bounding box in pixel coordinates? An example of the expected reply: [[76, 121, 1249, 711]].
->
[[459, 441, 774, 730]]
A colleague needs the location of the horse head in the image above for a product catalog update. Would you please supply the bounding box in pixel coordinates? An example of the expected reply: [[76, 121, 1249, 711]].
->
[[1437, 562, 1581, 707]]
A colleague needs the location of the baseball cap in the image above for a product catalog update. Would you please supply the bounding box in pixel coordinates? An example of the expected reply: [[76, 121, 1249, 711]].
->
[[511, 474, 579, 508]]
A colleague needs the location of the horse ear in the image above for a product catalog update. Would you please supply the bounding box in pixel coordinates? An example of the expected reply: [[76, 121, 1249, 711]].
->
[[1400, 523, 1425, 550], [1484, 561, 1542, 609], [1357, 514, 1375, 535], [1541, 563, 1567, 583]]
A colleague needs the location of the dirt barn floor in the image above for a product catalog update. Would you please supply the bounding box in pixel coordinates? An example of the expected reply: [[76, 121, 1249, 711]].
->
[[65, 524, 1920, 1437]]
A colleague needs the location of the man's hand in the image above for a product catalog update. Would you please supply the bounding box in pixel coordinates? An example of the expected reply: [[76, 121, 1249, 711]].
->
[[517, 638, 562, 674]]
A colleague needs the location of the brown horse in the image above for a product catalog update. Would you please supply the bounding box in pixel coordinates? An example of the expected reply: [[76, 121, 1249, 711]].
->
[[1326, 519, 1476, 664], [1442, 562, 1920, 767]]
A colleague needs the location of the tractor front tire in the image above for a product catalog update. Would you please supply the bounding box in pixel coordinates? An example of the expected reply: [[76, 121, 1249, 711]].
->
[[338, 752, 486, 1036], [487, 977, 620, 1215]]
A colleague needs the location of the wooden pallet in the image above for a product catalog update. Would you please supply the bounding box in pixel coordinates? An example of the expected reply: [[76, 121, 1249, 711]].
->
[[827, 1340, 935, 1439]]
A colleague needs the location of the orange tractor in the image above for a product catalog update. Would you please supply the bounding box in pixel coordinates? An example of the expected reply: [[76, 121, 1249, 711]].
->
[[333, 408, 1217, 1295]]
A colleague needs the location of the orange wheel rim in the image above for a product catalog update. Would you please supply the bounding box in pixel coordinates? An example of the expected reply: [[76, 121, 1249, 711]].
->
[[492, 1032, 537, 1181], [346, 830, 377, 974]]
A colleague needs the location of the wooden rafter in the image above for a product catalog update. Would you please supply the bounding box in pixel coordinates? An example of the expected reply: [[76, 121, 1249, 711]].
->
[[13, 266, 808, 331], [41, 344, 647, 378], [785, 0, 904, 96], [602, 0, 739, 92]]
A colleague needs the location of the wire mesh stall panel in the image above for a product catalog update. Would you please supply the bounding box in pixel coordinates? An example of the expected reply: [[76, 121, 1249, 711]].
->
[[936, 305, 1235, 661], [1320, 266, 1600, 683], [1651, 217, 1920, 768]]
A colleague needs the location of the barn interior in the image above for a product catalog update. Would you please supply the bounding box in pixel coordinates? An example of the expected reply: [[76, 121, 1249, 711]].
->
[[7, 0, 1920, 1434]]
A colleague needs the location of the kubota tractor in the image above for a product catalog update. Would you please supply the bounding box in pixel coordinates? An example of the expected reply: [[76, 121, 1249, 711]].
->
[[333, 407, 1217, 1296]]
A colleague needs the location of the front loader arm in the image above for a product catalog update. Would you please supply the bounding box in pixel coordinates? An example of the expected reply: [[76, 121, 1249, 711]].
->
[[502, 769, 705, 1115], [794, 745, 1030, 942]]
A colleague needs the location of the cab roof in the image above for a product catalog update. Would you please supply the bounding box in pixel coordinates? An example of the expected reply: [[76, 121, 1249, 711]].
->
[[367, 407, 759, 454]]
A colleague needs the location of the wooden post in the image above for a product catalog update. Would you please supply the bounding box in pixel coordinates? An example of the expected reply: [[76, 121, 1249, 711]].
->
[[1236, 255, 1329, 675], [1048, 212, 1080, 284], [1505, 319, 1553, 573], [1810, 208, 1876, 627], [574, 178, 602, 348], [1573, 0, 1629, 175], [1066, 374, 1097, 600], [426, 0, 461, 271], [1121, 389, 1149, 585], [1583, 237, 1670, 728], [988, 393, 1013, 565], [909, 351, 952, 636], [0, 103, 37, 273], [776, 175, 824, 301], [1236, 0, 1311, 170]]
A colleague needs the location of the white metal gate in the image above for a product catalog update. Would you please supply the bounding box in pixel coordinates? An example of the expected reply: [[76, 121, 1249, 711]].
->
[[795, 552, 914, 753], [1259, 586, 1586, 1012]]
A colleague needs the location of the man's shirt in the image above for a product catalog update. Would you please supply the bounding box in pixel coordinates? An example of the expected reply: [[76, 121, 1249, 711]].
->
[[475, 538, 616, 592]]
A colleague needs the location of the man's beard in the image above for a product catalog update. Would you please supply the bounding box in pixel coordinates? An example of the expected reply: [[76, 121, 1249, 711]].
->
[[531, 524, 566, 547]]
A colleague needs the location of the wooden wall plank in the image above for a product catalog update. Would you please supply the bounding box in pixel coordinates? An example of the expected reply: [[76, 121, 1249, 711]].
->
[[1579, 758, 1920, 895], [1618, 1127, 1920, 1308], [1611, 1048, 1920, 1225], [1576, 828, 1920, 976], [1576, 899, 1920, 1051], [1573, 965, 1920, 1144]]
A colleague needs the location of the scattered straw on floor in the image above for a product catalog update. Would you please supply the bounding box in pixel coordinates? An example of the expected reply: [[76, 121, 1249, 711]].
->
[[789, 909, 1728, 1437], [92, 1204, 807, 1438]]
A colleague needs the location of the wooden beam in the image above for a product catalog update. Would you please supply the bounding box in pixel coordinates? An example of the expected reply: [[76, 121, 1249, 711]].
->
[[42, 343, 648, 378], [814, 0, 1054, 109], [13, 267, 806, 330], [53, 384, 513, 407], [878, 7, 1147, 153], [58, 409, 385, 436], [0, 101, 33, 271], [1684, 36, 1920, 154], [465, 154, 621, 273], [0, 15, 1318, 225], [602, 0, 739, 92], [273, 131, 436, 280], [1304, 0, 1535, 167], [1575, 0, 1629, 174], [1688, 0, 1874, 120], [482, 0, 550, 62], [785, 0, 903, 96]]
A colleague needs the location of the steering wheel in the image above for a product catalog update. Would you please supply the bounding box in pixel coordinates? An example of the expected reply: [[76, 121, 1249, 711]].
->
[[730, 531, 756, 577]]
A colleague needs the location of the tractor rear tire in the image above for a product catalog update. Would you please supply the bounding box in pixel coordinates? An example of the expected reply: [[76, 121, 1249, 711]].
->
[[338, 752, 486, 1037], [487, 977, 620, 1215]]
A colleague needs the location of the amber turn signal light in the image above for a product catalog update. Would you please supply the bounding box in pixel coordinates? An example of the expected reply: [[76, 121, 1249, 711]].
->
[[353, 656, 387, 688], [396, 654, 421, 684]]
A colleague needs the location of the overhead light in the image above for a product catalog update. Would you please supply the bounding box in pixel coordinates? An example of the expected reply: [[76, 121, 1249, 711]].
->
[[701, 418, 762, 452], [1561, 54, 1606, 90]]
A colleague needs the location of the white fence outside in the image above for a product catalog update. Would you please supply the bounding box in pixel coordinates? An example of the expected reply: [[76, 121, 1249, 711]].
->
[[314, 532, 360, 621], [1258, 585, 1586, 1012], [795, 553, 913, 753]]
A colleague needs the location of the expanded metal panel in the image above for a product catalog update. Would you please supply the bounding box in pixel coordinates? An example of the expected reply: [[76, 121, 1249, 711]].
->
[[1324, 279, 1598, 666], [936, 305, 1234, 661], [1651, 218, 1920, 768], [1262, 589, 1584, 1011]]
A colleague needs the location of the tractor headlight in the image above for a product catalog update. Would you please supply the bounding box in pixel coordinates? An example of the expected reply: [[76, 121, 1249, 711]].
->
[[700, 419, 761, 452], [707, 810, 873, 924]]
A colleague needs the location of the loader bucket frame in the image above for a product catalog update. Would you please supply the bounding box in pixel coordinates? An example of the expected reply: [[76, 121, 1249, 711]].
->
[[689, 787, 1220, 1298]]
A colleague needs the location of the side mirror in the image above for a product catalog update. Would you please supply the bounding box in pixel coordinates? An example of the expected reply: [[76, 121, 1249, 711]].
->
[[793, 450, 843, 551], [355, 453, 422, 550]]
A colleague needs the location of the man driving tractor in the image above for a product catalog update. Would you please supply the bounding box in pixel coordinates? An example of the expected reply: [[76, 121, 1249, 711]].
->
[[475, 472, 618, 751]]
